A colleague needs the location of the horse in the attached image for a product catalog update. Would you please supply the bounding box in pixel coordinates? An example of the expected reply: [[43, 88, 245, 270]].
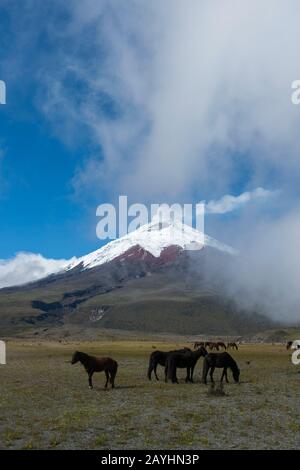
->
[[193, 341, 205, 349], [202, 352, 240, 384], [165, 346, 208, 384], [217, 342, 226, 350], [286, 341, 293, 350], [227, 342, 238, 350], [71, 351, 118, 389], [207, 342, 219, 351], [147, 348, 191, 380]]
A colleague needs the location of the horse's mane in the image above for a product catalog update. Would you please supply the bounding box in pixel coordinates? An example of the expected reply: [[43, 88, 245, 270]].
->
[[75, 351, 90, 362], [194, 346, 207, 357]]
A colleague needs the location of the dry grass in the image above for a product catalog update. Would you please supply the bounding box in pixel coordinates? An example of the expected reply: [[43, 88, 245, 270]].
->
[[0, 340, 299, 449]]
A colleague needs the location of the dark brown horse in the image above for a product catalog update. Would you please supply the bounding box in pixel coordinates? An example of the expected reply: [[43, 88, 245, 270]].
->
[[71, 351, 118, 389], [286, 341, 293, 350], [147, 348, 191, 380], [193, 341, 205, 349], [217, 342, 226, 350], [165, 346, 208, 384], [205, 341, 219, 351], [202, 352, 240, 384], [227, 342, 238, 350]]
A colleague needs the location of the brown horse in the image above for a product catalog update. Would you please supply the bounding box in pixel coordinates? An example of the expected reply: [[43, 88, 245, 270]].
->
[[202, 352, 240, 384], [193, 341, 205, 349], [165, 346, 208, 383], [217, 342, 226, 350], [227, 342, 238, 350], [71, 351, 118, 389], [286, 341, 293, 350], [147, 348, 191, 380], [205, 342, 219, 351]]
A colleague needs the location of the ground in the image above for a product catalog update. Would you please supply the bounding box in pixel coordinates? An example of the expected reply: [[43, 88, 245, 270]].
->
[[0, 339, 300, 450]]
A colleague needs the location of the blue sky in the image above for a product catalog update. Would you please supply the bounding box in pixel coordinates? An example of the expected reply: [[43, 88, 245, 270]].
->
[[0, 3, 220, 259], [0, 2, 106, 258], [1, 1, 300, 319]]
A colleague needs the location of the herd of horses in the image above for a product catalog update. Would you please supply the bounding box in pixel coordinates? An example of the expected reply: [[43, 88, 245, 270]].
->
[[71, 343, 240, 389], [193, 341, 239, 350], [148, 346, 240, 384]]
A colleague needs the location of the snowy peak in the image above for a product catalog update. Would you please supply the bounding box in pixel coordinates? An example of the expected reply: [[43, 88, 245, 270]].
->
[[65, 219, 236, 272]]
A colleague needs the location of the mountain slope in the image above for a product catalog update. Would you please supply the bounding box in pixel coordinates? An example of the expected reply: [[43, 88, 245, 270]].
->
[[0, 235, 273, 336], [64, 218, 236, 272]]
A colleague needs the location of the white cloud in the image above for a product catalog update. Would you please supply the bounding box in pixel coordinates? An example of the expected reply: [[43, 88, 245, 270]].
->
[[206, 187, 276, 214], [222, 206, 300, 322], [3, 1, 300, 321], [0, 253, 71, 288], [34, 0, 300, 202]]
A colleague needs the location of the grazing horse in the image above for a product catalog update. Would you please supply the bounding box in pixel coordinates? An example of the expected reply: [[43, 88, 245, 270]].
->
[[165, 346, 208, 384], [147, 348, 191, 380], [71, 351, 118, 389], [286, 341, 293, 350], [206, 342, 219, 351], [227, 342, 238, 350], [202, 352, 240, 384], [194, 341, 205, 349], [217, 342, 226, 350]]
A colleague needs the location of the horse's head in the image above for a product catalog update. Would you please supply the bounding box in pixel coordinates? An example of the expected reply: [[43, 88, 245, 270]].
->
[[71, 351, 80, 364], [195, 346, 208, 357], [232, 367, 240, 383]]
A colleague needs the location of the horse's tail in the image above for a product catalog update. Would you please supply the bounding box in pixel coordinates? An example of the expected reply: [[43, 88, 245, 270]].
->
[[110, 360, 118, 384], [147, 354, 154, 380]]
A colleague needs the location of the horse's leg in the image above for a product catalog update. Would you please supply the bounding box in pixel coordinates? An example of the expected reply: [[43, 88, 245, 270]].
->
[[190, 365, 195, 383], [88, 371, 94, 389], [209, 366, 215, 383], [173, 367, 178, 384], [147, 360, 153, 381], [221, 368, 225, 383], [202, 363, 208, 384], [154, 363, 159, 381], [185, 367, 190, 383], [105, 370, 109, 389], [165, 363, 168, 383], [110, 372, 115, 389], [225, 368, 229, 383]]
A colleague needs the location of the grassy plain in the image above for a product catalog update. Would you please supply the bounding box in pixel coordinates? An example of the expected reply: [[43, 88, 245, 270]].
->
[[0, 340, 299, 449]]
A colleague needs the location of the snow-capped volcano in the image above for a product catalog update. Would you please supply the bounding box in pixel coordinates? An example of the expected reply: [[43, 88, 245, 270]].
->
[[65, 218, 236, 272]]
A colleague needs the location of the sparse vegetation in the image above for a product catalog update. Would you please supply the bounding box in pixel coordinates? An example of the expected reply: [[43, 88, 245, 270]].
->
[[0, 340, 299, 449]]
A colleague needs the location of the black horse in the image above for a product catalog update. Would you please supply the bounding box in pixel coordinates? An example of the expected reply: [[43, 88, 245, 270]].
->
[[202, 352, 240, 384], [71, 351, 118, 389], [165, 346, 208, 384], [147, 348, 191, 380]]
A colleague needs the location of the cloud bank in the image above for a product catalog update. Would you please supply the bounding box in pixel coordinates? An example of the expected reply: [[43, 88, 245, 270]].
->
[[206, 188, 276, 215], [2, 1, 300, 322], [31, 0, 300, 203], [0, 253, 70, 288], [219, 206, 300, 323]]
